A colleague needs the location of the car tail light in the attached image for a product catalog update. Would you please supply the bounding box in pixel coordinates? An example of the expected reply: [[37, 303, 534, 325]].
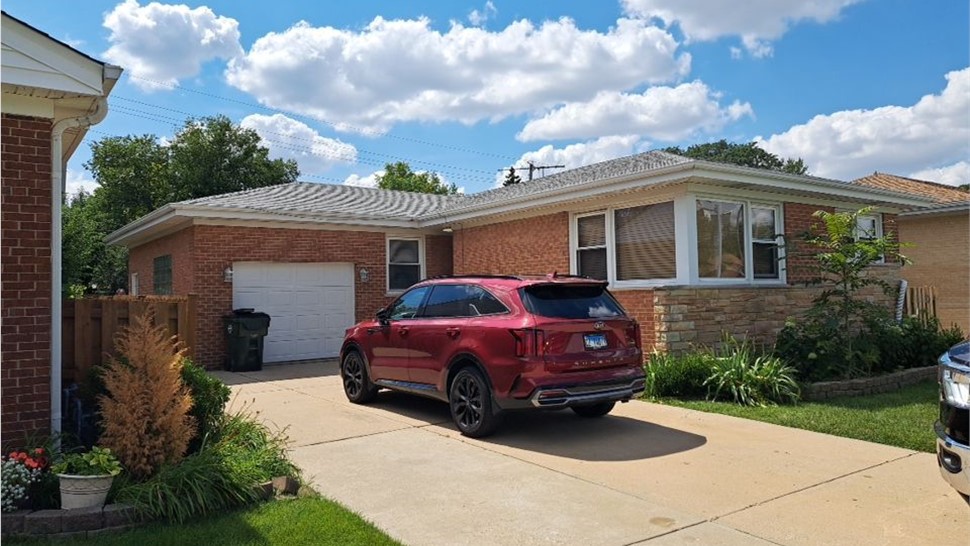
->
[[511, 328, 545, 357], [626, 321, 642, 350]]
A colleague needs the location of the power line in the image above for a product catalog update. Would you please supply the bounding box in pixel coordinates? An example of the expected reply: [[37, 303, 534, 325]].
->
[[124, 74, 515, 161]]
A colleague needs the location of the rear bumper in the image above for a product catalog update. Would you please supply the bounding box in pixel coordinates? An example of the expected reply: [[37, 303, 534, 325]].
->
[[936, 421, 970, 497], [496, 369, 646, 410]]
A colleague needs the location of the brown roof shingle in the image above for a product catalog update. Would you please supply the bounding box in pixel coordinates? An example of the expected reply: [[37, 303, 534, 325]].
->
[[852, 172, 969, 204]]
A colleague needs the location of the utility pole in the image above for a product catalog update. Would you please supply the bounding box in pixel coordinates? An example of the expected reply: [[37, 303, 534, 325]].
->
[[498, 161, 566, 182]]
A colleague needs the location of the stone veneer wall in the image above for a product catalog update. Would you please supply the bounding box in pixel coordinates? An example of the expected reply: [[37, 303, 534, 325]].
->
[[653, 265, 902, 353]]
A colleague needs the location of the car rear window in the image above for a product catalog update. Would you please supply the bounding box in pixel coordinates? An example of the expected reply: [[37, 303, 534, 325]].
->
[[519, 284, 626, 319]]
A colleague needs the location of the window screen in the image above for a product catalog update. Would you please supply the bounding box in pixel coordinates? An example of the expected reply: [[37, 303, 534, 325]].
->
[[388, 239, 421, 291], [576, 214, 607, 280], [613, 202, 675, 280], [153, 255, 172, 295]]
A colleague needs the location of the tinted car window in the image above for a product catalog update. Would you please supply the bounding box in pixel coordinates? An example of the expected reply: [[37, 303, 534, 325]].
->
[[422, 285, 509, 318], [387, 286, 430, 320], [519, 284, 625, 319]]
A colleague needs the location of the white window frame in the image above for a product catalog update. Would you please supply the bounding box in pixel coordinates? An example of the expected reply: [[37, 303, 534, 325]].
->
[[386, 236, 426, 295], [854, 212, 885, 264], [573, 211, 609, 281], [691, 196, 786, 285], [130, 272, 139, 296], [569, 198, 686, 288]]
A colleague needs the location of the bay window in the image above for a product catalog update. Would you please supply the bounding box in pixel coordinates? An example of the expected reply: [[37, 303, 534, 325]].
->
[[576, 214, 607, 280], [614, 202, 676, 280]]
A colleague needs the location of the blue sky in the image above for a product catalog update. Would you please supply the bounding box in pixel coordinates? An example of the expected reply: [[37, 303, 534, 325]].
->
[[6, 0, 969, 194]]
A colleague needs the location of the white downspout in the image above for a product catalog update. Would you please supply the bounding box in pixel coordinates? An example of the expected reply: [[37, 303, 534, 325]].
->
[[50, 98, 108, 438]]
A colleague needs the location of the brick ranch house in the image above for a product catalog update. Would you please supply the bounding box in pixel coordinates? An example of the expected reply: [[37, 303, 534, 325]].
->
[[107, 152, 937, 369], [1, 11, 121, 446], [853, 172, 970, 333]]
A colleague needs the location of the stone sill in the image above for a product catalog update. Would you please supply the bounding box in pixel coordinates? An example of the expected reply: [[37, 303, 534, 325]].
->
[[801, 366, 936, 401]]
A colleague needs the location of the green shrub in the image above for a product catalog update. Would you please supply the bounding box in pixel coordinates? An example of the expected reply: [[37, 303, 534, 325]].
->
[[705, 336, 800, 406], [115, 408, 297, 523], [181, 358, 231, 453], [644, 351, 714, 399], [870, 316, 965, 372]]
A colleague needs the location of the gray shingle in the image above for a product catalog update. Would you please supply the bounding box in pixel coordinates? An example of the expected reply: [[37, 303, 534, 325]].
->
[[175, 151, 693, 222]]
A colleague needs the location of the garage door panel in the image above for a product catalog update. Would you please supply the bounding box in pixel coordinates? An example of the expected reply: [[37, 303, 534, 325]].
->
[[232, 262, 355, 363]]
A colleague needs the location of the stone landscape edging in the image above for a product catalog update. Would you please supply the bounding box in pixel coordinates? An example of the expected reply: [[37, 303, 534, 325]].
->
[[801, 365, 937, 401]]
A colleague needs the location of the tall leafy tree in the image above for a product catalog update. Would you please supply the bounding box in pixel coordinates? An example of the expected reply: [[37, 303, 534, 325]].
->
[[663, 140, 808, 175], [67, 115, 300, 294], [376, 161, 459, 195]]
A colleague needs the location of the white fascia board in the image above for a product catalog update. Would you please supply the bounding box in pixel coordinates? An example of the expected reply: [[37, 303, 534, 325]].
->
[[422, 163, 695, 227], [899, 201, 970, 218], [1, 18, 105, 96], [0, 93, 54, 117], [107, 205, 424, 247], [692, 163, 936, 208]]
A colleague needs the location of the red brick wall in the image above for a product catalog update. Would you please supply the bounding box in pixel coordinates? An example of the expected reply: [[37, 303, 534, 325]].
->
[[425, 235, 454, 278], [127, 227, 195, 295], [454, 212, 569, 275], [784, 203, 835, 284], [1, 114, 54, 448], [612, 290, 656, 352], [130, 225, 452, 368]]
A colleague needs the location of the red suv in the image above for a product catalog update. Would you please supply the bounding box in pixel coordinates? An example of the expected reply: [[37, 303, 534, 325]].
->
[[340, 274, 645, 437]]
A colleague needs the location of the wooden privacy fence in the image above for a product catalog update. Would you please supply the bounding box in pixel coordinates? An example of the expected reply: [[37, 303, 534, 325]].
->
[[62, 295, 198, 385], [905, 285, 937, 320]]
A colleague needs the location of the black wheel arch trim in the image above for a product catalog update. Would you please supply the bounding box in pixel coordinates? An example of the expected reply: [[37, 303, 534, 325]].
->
[[340, 342, 373, 376], [444, 352, 496, 396]]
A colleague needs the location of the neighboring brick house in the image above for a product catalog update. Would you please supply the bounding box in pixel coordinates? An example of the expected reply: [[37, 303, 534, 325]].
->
[[110, 152, 934, 368], [854, 172, 970, 333], [1, 12, 120, 447]]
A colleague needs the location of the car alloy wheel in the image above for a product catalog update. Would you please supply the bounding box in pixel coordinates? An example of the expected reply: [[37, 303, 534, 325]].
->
[[342, 351, 377, 403], [449, 368, 499, 437]]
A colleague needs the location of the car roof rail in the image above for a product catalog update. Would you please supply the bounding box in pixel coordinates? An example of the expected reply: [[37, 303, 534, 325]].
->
[[422, 274, 523, 281]]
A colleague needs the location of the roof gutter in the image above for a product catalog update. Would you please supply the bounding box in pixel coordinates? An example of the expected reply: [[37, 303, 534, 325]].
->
[[899, 201, 970, 217], [51, 96, 108, 440]]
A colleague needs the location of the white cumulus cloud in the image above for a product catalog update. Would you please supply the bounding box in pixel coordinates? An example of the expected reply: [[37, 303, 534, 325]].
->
[[343, 171, 381, 188], [468, 1, 497, 27], [517, 80, 752, 142], [621, 0, 860, 57], [757, 67, 970, 181], [494, 135, 642, 186], [909, 161, 970, 187], [240, 114, 357, 174], [225, 16, 689, 132], [103, 0, 243, 91], [65, 168, 99, 197]]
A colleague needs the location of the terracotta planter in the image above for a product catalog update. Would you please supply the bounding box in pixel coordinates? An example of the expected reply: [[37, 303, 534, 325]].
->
[[57, 474, 114, 510]]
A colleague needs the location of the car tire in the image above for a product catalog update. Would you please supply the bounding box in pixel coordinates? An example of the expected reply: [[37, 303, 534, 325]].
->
[[571, 401, 615, 418], [449, 368, 500, 438], [341, 350, 378, 404]]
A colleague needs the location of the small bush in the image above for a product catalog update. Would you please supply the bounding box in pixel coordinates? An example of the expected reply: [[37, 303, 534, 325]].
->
[[181, 358, 231, 453], [705, 336, 800, 406], [98, 312, 195, 479], [115, 408, 297, 523], [644, 351, 714, 399]]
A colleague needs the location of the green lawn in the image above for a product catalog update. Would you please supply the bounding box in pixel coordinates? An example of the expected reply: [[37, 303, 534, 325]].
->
[[659, 380, 939, 452], [8, 497, 401, 546]]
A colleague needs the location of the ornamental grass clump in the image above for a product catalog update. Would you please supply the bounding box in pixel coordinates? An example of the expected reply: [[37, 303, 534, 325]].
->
[[98, 311, 195, 479], [705, 336, 800, 407]]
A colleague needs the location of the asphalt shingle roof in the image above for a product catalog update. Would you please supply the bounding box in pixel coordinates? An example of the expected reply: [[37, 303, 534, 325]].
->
[[177, 182, 465, 220], [175, 151, 693, 221], [852, 172, 969, 204]]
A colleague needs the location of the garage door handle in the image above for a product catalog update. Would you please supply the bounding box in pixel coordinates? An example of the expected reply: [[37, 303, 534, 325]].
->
[[445, 327, 461, 338]]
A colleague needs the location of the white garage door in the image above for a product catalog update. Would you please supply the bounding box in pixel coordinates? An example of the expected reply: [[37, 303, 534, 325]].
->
[[232, 262, 355, 363]]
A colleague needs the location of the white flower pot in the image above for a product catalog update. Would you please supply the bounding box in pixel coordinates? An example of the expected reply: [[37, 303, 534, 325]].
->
[[57, 474, 114, 510]]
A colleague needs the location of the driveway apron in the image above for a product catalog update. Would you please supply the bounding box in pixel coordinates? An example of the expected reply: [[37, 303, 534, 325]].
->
[[214, 361, 969, 546]]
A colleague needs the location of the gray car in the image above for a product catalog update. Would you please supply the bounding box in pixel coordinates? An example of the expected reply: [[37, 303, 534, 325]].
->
[[936, 340, 970, 504]]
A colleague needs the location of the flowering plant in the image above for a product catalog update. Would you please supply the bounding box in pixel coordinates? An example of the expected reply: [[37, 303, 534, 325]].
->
[[1, 448, 48, 512]]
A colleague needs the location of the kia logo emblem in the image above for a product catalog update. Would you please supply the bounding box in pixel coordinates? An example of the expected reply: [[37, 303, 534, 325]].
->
[[593, 321, 606, 330]]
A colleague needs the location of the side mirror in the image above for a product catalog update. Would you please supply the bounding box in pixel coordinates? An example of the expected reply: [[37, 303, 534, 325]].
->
[[376, 308, 390, 325]]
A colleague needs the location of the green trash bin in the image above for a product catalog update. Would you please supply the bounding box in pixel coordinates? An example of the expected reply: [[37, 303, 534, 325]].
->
[[223, 308, 271, 372]]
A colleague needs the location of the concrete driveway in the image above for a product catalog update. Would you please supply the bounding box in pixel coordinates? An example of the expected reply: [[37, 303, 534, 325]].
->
[[213, 360, 968, 546]]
